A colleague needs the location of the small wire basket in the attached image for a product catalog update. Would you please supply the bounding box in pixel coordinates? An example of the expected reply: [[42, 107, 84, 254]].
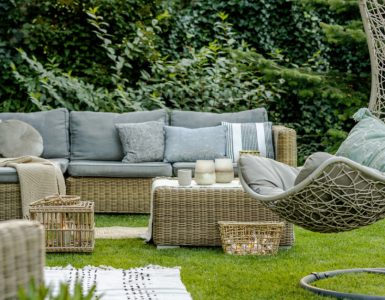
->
[[218, 221, 284, 255], [29, 194, 94, 252]]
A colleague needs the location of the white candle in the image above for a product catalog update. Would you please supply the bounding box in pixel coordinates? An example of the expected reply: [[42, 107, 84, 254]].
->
[[215, 158, 234, 183], [195, 160, 216, 185]]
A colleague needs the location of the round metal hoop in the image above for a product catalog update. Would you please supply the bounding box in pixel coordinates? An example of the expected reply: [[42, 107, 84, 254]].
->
[[300, 268, 385, 299]]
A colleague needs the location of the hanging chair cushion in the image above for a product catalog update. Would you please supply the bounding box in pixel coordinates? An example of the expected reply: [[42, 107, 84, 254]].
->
[[239, 155, 299, 195], [336, 108, 385, 172], [294, 152, 334, 185]]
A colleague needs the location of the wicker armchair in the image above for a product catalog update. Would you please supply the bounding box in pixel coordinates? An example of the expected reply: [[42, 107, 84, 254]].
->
[[0, 220, 45, 299]]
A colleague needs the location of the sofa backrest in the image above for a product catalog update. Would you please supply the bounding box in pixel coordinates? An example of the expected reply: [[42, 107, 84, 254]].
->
[[0, 108, 70, 158], [70, 109, 168, 160], [170, 108, 268, 128]]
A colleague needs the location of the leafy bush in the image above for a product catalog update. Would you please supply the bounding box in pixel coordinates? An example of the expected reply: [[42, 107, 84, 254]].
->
[[3, 0, 370, 161], [13, 12, 284, 113]]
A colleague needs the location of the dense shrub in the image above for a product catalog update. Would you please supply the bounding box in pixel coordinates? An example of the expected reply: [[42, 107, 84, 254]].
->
[[1, 0, 370, 161]]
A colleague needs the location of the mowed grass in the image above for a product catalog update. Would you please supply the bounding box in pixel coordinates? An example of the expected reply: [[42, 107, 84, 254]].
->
[[46, 214, 385, 300]]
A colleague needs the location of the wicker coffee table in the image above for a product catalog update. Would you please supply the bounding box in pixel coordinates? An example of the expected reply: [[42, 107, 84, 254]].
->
[[151, 179, 294, 247]]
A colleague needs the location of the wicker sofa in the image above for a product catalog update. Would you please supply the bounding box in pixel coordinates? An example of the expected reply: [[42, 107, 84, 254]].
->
[[0, 108, 297, 220]]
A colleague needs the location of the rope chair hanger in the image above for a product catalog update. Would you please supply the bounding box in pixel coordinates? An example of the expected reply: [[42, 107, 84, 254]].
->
[[239, 0, 385, 234]]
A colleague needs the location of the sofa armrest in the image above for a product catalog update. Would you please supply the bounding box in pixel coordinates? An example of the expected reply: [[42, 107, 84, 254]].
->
[[0, 220, 45, 298], [272, 125, 297, 167]]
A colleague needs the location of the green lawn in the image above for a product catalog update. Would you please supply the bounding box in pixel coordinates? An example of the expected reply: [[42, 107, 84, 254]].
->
[[46, 214, 385, 300]]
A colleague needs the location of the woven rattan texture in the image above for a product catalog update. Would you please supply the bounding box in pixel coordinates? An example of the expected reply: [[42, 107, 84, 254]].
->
[[263, 162, 385, 233], [0, 184, 22, 220], [218, 221, 284, 255], [360, 0, 385, 120], [152, 187, 294, 247], [272, 125, 297, 167], [66, 177, 152, 213], [0, 220, 45, 299], [30, 201, 94, 253]]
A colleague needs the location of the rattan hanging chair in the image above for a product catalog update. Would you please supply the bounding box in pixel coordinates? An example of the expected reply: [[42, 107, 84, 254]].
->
[[239, 0, 385, 233]]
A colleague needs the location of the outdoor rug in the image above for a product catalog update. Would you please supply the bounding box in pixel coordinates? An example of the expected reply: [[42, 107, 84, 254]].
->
[[45, 265, 192, 300]]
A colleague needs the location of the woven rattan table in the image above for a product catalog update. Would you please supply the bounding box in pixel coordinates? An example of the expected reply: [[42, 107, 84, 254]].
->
[[151, 179, 294, 247]]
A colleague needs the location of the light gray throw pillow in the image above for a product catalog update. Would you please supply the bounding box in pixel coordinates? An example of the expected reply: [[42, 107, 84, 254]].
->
[[116, 121, 165, 163], [164, 125, 227, 162], [0, 120, 44, 157]]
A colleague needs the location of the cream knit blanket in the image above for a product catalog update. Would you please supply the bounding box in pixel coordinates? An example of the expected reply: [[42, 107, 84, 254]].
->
[[0, 156, 66, 217]]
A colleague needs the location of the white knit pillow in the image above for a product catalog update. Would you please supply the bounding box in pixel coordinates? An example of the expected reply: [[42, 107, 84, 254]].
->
[[0, 119, 43, 157]]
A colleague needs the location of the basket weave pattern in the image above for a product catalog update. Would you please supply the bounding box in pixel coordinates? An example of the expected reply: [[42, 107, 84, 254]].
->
[[29, 195, 94, 252], [219, 221, 284, 255], [153, 186, 294, 247]]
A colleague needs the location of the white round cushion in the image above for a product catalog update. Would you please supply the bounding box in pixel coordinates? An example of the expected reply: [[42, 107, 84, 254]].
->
[[0, 119, 44, 157]]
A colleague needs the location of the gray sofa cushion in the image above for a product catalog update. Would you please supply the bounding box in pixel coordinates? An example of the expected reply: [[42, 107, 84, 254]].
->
[[173, 162, 238, 177], [0, 108, 69, 158], [115, 121, 165, 163], [0, 158, 69, 183], [164, 125, 227, 162], [68, 160, 172, 177], [170, 108, 268, 128], [70, 110, 168, 160]]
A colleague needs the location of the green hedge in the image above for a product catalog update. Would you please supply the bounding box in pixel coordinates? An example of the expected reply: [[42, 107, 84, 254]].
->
[[0, 0, 370, 161]]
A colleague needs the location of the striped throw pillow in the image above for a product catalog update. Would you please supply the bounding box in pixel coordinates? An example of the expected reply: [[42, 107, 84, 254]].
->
[[222, 122, 274, 162]]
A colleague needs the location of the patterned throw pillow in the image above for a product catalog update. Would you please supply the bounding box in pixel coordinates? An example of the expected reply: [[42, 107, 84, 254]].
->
[[221, 122, 274, 162], [336, 108, 385, 171], [115, 121, 165, 163]]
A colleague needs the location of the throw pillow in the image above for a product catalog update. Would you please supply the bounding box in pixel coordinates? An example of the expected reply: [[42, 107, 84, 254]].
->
[[221, 122, 274, 162], [336, 108, 385, 171], [164, 125, 227, 162], [0, 119, 44, 157], [115, 121, 165, 163], [294, 152, 334, 185]]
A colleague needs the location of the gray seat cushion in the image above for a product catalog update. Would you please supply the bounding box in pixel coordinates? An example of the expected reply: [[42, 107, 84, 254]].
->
[[0, 158, 69, 183], [70, 109, 168, 161], [68, 160, 172, 177], [0, 108, 70, 158], [170, 108, 268, 128], [173, 162, 239, 177]]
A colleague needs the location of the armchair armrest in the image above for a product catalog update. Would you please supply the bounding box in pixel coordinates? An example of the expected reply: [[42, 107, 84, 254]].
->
[[272, 125, 297, 167], [0, 220, 45, 298]]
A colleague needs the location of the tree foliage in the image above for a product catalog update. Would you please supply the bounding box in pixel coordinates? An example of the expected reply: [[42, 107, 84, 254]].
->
[[1, 0, 370, 161]]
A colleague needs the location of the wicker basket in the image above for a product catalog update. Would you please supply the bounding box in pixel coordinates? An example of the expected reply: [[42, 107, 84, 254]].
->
[[29, 195, 94, 253], [218, 221, 284, 255]]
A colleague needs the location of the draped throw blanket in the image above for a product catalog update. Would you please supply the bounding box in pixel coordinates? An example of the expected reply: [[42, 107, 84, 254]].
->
[[0, 156, 66, 217]]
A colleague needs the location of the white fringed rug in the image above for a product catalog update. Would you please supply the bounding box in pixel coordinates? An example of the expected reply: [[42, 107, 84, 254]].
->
[[45, 265, 192, 300]]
